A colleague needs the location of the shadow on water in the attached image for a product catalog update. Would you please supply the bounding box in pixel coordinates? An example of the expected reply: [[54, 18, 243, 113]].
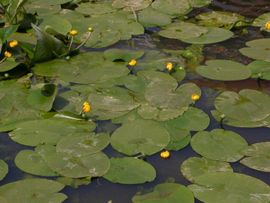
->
[[0, 1, 270, 203]]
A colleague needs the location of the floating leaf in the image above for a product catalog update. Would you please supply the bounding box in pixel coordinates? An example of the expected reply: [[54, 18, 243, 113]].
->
[[75, 2, 116, 15], [111, 119, 170, 156], [0, 160, 8, 181], [39, 15, 72, 35], [181, 157, 233, 182], [112, 0, 152, 11], [191, 129, 248, 162], [9, 118, 95, 146], [0, 178, 67, 203], [104, 49, 144, 62], [132, 183, 194, 203], [0, 58, 19, 72], [247, 60, 270, 80], [151, 0, 191, 16], [253, 12, 270, 31], [196, 59, 251, 81], [189, 172, 270, 203], [239, 38, 270, 61], [104, 157, 156, 184], [240, 142, 270, 172]]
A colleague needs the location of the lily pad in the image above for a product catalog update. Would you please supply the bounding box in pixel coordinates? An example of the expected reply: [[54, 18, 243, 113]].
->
[[15, 149, 58, 176], [132, 183, 194, 203], [189, 172, 270, 203], [56, 133, 110, 157], [240, 142, 270, 172], [104, 49, 144, 62], [191, 129, 248, 162], [247, 60, 270, 80], [0, 178, 67, 203], [39, 15, 72, 35], [112, 0, 152, 11], [253, 12, 270, 31], [196, 59, 251, 81], [0, 160, 8, 181], [0, 58, 19, 72], [180, 157, 233, 182], [9, 118, 95, 146], [38, 145, 110, 178], [213, 89, 270, 127], [111, 119, 170, 156], [104, 157, 156, 184], [239, 38, 270, 61], [75, 2, 116, 15], [151, 0, 191, 16]]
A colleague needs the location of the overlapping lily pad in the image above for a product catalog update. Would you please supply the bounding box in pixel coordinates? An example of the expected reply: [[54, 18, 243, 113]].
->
[[212, 89, 270, 127], [247, 60, 270, 80], [0, 178, 67, 203], [253, 12, 270, 31], [104, 157, 156, 184], [189, 172, 270, 203], [196, 60, 251, 81], [159, 22, 233, 44], [0, 160, 8, 181], [191, 129, 248, 162], [112, 0, 152, 11], [239, 38, 270, 61], [240, 142, 270, 172], [132, 183, 194, 203], [181, 157, 233, 182], [111, 119, 170, 156]]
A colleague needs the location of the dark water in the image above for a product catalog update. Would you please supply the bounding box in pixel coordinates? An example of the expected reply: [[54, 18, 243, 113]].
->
[[1, 1, 270, 203]]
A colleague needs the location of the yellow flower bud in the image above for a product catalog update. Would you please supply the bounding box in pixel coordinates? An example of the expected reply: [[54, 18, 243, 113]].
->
[[191, 93, 200, 101], [82, 101, 91, 113], [4, 51, 12, 58], [69, 29, 78, 36], [166, 62, 173, 71], [8, 40, 18, 48], [265, 21, 270, 30], [128, 59, 137, 66], [160, 150, 170, 159], [88, 27, 94, 32]]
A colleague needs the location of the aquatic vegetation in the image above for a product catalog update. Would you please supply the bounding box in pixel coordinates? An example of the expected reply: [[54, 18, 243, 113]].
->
[[0, 0, 269, 202]]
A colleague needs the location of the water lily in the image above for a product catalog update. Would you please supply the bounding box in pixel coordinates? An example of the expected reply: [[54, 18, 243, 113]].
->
[[166, 62, 173, 71], [82, 101, 91, 113], [265, 21, 270, 30], [128, 59, 137, 66], [69, 29, 78, 36], [8, 40, 18, 48], [4, 51, 12, 58], [160, 150, 170, 159], [191, 93, 200, 101]]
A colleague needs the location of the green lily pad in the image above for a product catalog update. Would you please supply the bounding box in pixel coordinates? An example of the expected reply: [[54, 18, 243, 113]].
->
[[56, 133, 110, 157], [196, 59, 251, 81], [239, 38, 270, 61], [27, 83, 58, 112], [25, 1, 61, 16], [0, 160, 8, 181], [111, 119, 170, 156], [189, 172, 270, 203], [240, 142, 270, 172], [39, 15, 72, 35], [15, 149, 58, 176], [104, 49, 144, 62], [247, 60, 270, 80], [132, 183, 194, 203], [180, 157, 233, 182], [0, 58, 19, 72], [196, 11, 245, 29], [38, 145, 110, 178], [213, 89, 270, 127], [253, 12, 270, 31], [75, 2, 116, 15], [191, 129, 248, 162], [137, 7, 172, 27], [9, 118, 95, 146], [151, 0, 191, 16], [56, 177, 91, 188], [0, 178, 67, 203], [159, 22, 233, 44], [104, 157, 156, 184], [165, 129, 191, 151], [112, 0, 152, 11]]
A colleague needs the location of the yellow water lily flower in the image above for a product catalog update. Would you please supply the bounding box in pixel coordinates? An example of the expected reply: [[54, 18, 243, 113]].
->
[[128, 59, 137, 66], [191, 93, 200, 101], [265, 21, 270, 30], [82, 101, 91, 113], [88, 27, 94, 32], [8, 40, 18, 48], [160, 150, 170, 159], [166, 62, 173, 71], [69, 29, 78, 36], [4, 51, 12, 58]]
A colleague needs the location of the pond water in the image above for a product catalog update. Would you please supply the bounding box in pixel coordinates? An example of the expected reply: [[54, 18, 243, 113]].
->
[[0, 0, 270, 203]]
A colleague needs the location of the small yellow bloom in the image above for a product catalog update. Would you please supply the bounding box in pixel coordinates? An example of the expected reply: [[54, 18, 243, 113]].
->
[[82, 101, 91, 113], [4, 51, 12, 58], [69, 29, 78, 36], [8, 40, 18, 48], [166, 62, 173, 71], [191, 93, 200, 101], [88, 27, 94, 32], [128, 59, 137, 66], [160, 150, 170, 159], [265, 21, 270, 30]]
